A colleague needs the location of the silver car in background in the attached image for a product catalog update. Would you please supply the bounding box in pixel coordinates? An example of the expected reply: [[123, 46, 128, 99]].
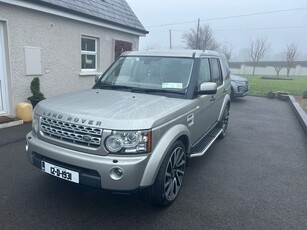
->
[[230, 74, 249, 99]]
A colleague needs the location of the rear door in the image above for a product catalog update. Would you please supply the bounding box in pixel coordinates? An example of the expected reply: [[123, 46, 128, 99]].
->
[[209, 58, 225, 121]]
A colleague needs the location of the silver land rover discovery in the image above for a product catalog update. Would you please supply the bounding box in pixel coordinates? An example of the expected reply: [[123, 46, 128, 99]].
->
[[26, 50, 231, 206]]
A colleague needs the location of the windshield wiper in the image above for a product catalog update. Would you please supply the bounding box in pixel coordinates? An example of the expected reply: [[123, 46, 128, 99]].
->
[[98, 83, 133, 91], [133, 88, 186, 95], [98, 83, 185, 95]]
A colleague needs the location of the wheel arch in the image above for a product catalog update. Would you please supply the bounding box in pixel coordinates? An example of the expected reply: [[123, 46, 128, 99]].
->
[[140, 124, 190, 187], [178, 134, 189, 153], [218, 95, 231, 122]]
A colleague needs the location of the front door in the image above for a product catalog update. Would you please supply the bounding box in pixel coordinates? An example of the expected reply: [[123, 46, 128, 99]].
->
[[190, 58, 217, 144], [0, 79, 3, 112], [114, 40, 132, 60], [0, 22, 8, 114]]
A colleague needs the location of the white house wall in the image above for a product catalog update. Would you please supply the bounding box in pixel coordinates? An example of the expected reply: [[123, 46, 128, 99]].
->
[[0, 3, 140, 116]]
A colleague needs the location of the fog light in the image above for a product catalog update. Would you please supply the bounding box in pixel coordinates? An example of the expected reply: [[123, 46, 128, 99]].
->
[[110, 167, 124, 180]]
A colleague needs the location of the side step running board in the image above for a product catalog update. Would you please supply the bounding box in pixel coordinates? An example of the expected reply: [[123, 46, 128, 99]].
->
[[189, 128, 223, 158]]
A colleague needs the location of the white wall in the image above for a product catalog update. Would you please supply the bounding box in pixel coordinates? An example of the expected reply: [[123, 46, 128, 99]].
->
[[230, 64, 307, 76], [0, 3, 140, 116]]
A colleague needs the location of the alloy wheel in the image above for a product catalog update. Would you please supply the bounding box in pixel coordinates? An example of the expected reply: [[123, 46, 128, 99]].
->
[[164, 146, 186, 201]]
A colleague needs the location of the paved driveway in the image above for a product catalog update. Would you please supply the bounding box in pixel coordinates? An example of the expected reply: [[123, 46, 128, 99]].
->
[[0, 96, 306, 229]]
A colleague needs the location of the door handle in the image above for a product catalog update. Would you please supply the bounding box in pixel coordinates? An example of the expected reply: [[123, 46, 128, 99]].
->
[[210, 96, 216, 102]]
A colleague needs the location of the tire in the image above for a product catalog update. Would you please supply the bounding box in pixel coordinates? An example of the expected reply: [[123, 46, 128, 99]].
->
[[146, 140, 186, 206], [218, 106, 229, 139]]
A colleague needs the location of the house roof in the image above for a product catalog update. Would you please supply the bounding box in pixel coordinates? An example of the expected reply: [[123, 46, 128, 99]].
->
[[25, 0, 148, 34]]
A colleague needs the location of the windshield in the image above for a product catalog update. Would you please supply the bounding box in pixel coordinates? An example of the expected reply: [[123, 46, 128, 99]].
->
[[97, 56, 194, 94]]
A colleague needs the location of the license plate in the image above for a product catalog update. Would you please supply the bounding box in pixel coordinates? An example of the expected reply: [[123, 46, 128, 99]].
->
[[41, 161, 79, 183]]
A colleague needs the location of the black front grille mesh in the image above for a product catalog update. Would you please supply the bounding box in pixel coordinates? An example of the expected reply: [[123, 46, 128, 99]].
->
[[40, 117, 102, 148]]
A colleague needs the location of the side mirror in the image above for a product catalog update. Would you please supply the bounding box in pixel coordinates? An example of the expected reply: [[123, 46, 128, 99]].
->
[[198, 82, 217, 95]]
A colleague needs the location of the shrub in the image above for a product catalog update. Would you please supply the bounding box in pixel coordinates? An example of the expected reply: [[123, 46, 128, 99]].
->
[[267, 91, 276, 99], [29, 77, 44, 99]]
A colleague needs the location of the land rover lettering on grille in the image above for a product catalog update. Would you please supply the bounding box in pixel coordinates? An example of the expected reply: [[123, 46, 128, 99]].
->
[[42, 111, 102, 126]]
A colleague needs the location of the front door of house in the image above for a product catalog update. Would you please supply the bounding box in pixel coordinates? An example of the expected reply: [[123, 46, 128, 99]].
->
[[114, 40, 132, 60], [0, 22, 8, 114], [0, 79, 3, 113]]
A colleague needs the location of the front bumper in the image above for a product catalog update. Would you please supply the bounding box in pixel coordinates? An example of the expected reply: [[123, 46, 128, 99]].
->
[[26, 132, 150, 191], [231, 82, 249, 97], [233, 90, 249, 97]]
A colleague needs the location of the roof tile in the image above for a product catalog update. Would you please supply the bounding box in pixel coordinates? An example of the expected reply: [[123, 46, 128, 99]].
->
[[29, 0, 147, 33]]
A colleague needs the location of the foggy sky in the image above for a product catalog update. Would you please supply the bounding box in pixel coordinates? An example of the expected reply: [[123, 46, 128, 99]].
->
[[126, 0, 307, 61]]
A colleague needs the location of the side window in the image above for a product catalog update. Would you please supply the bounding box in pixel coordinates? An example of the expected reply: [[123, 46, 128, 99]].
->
[[210, 58, 223, 86], [198, 58, 211, 87], [220, 55, 230, 80], [81, 36, 98, 71]]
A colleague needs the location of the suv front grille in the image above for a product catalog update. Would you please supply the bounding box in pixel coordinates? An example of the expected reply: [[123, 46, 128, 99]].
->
[[40, 117, 103, 148]]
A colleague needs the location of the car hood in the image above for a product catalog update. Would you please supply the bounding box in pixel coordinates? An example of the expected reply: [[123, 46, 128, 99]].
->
[[35, 89, 192, 130], [231, 75, 247, 82]]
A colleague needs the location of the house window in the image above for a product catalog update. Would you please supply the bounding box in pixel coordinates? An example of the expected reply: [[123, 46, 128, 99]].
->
[[81, 36, 97, 71]]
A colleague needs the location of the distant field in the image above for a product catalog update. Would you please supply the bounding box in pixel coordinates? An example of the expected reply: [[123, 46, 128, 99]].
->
[[239, 75, 307, 96]]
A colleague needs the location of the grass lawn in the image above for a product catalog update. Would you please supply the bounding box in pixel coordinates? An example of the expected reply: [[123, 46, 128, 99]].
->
[[239, 75, 307, 97]]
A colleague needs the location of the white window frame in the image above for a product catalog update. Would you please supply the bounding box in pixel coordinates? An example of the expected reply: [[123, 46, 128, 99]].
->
[[81, 36, 98, 72], [0, 21, 9, 114]]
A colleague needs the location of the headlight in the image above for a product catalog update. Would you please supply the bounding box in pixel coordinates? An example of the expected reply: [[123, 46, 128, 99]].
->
[[105, 130, 151, 154]]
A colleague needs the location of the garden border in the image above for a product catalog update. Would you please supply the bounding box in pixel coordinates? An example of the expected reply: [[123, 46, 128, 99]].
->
[[288, 95, 307, 136], [0, 119, 23, 129]]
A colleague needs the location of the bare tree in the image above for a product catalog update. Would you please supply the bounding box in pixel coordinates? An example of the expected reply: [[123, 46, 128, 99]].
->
[[283, 43, 299, 78], [219, 42, 234, 61], [274, 64, 283, 77], [182, 24, 220, 50], [249, 38, 270, 75]]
